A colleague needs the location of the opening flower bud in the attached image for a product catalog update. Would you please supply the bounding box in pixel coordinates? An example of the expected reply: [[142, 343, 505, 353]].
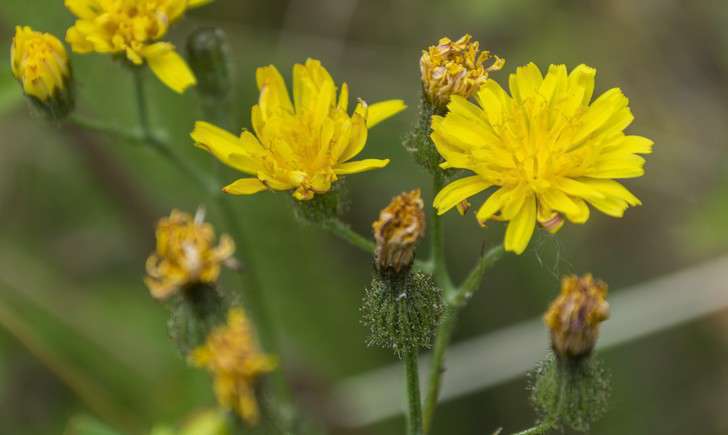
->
[[372, 190, 426, 274], [11, 26, 74, 119], [420, 34, 504, 109], [544, 274, 610, 360]]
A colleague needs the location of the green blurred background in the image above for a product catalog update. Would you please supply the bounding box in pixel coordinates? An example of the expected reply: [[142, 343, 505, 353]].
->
[[1, 0, 728, 434]]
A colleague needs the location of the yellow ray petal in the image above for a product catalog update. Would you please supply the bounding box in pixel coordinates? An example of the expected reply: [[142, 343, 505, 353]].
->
[[64, 0, 99, 19], [223, 178, 268, 195], [191, 121, 256, 174], [509, 62, 543, 103], [476, 186, 511, 224], [143, 43, 196, 93], [334, 159, 389, 175], [367, 100, 407, 128], [567, 64, 597, 106], [504, 194, 537, 254], [433, 176, 491, 215], [256, 65, 293, 114]]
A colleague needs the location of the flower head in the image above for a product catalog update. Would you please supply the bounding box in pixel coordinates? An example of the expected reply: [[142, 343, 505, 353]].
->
[[145, 208, 234, 300], [372, 189, 426, 273], [64, 0, 211, 93], [420, 34, 504, 109], [433, 63, 654, 254], [190, 307, 277, 425], [11, 26, 74, 116], [191, 58, 406, 201], [545, 274, 609, 359]]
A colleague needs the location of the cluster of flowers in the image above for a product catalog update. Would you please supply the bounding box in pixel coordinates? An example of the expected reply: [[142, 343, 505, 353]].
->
[[10, 0, 651, 430]]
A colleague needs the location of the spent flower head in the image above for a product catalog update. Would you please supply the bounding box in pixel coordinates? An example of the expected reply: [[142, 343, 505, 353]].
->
[[372, 189, 426, 273], [190, 307, 277, 425], [433, 63, 654, 254], [420, 34, 504, 109], [11, 26, 74, 117], [145, 208, 235, 300], [545, 274, 609, 359], [191, 58, 406, 201], [64, 0, 211, 93]]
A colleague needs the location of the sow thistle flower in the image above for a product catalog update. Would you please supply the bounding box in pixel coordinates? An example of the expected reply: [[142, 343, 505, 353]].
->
[[190, 307, 277, 425], [11, 26, 74, 118], [145, 208, 235, 300], [420, 34, 504, 109], [545, 274, 609, 359], [191, 58, 406, 200], [433, 63, 654, 254], [64, 0, 211, 93]]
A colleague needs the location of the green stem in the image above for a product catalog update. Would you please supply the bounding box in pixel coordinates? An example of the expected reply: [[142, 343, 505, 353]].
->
[[324, 218, 376, 253], [404, 347, 423, 435], [423, 245, 504, 434]]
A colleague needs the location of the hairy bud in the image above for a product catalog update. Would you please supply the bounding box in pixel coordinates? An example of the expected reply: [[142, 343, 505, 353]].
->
[[187, 27, 232, 99]]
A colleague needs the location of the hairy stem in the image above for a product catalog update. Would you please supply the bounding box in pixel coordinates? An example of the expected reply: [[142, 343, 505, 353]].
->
[[324, 218, 376, 253], [430, 172, 454, 292], [404, 347, 423, 435]]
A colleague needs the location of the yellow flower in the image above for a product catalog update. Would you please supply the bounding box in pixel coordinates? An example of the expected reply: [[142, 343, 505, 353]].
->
[[420, 34, 504, 108], [191, 58, 407, 200], [372, 189, 426, 273], [11, 26, 72, 103], [145, 208, 234, 300], [545, 274, 609, 359], [433, 63, 654, 254], [190, 308, 277, 425], [64, 0, 211, 93]]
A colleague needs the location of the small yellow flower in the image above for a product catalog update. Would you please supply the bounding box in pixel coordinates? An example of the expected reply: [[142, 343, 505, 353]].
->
[[64, 0, 211, 93], [372, 189, 426, 273], [190, 308, 277, 425], [545, 274, 609, 359], [145, 208, 234, 300], [11, 26, 72, 104], [433, 63, 654, 254], [191, 58, 407, 201], [420, 34, 504, 108]]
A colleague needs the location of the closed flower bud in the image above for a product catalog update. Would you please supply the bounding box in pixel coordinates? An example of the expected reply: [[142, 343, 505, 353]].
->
[[145, 208, 235, 301], [187, 27, 232, 99], [372, 190, 426, 275], [545, 274, 609, 360], [420, 34, 504, 109], [11, 26, 74, 119]]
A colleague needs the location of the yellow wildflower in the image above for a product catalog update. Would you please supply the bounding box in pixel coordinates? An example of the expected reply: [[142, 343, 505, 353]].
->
[[190, 308, 277, 425], [420, 34, 504, 108], [433, 63, 653, 254], [11, 26, 72, 107], [372, 189, 426, 273], [145, 208, 234, 300], [545, 274, 609, 359], [191, 58, 407, 200], [64, 0, 211, 93]]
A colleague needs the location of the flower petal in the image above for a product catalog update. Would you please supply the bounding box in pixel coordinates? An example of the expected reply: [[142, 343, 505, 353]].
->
[[257, 65, 293, 115], [143, 43, 196, 93], [434, 176, 491, 215], [367, 100, 407, 128], [504, 194, 537, 254], [223, 178, 268, 195], [334, 159, 389, 175]]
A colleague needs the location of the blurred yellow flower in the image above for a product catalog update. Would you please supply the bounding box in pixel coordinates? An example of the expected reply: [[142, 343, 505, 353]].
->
[[191, 58, 406, 200], [11, 26, 71, 102], [190, 308, 277, 425], [433, 63, 653, 254], [145, 208, 234, 300], [545, 274, 609, 359], [64, 0, 211, 93], [420, 34, 504, 108]]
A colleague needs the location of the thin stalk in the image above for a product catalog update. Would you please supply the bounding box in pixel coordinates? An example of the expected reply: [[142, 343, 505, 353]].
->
[[324, 218, 376, 253], [512, 421, 553, 435], [404, 347, 423, 435]]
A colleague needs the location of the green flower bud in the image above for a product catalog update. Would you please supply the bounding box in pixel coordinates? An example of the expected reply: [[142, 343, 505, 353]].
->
[[167, 282, 230, 355], [403, 93, 444, 173], [529, 353, 611, 432], [292, 185, 345, 225], [361, 271, 442, 355], [186, 27, 232, 99]]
